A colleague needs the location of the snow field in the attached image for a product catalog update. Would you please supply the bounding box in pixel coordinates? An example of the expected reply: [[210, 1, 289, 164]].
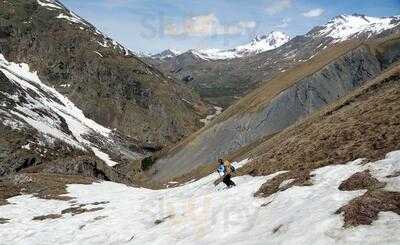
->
[[1, 151, 400, 244]]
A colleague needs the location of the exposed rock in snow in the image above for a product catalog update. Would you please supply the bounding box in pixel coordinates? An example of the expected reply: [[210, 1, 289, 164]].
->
[[1, 151, 400, 244]]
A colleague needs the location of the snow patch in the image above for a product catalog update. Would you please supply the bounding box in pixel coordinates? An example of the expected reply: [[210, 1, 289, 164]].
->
[[278, 178, 295, 189], [59, 83, 71, 88], [21, 143, 31, 150], [200, 106, 223, 126], [37, 0, 63, 10], [91, 147, 119, 167], [56, 13, 86, 26], [93, 51, 103, 58]]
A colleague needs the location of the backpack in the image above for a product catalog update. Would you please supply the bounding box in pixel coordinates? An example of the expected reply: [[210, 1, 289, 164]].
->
[[217, 164, 225, 174]]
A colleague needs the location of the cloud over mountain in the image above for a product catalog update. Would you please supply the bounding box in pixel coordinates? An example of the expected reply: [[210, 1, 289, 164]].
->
[[164, 14, 256, 37], [302, 8, 325, 18]]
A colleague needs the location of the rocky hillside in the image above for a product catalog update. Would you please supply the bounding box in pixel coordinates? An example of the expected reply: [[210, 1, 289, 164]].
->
[[0, 53, 142, 183], [0, 0, 209, 151], [147, 15, 400, 107], [171, 62, 400, 184], [151, 34, 400, 181]]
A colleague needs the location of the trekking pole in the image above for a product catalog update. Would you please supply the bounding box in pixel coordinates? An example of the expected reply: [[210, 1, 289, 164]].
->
[[190, 173, 222, 194]]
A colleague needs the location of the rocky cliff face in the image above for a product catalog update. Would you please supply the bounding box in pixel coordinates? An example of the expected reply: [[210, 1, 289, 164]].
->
[[151, 35, 400, 181], [0, 0, 208, 150]]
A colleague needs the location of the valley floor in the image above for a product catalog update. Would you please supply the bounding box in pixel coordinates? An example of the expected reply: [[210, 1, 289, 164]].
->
[[1, 152, 400, 245]]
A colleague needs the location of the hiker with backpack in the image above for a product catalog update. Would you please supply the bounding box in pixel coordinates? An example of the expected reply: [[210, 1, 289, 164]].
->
[[216, 159, 236, 188]]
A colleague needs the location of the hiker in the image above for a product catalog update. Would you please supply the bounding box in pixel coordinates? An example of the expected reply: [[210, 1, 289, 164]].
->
[[217, 159, 236, 188]]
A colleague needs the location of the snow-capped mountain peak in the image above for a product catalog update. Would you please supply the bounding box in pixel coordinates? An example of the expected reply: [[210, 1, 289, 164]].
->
[[183, 31, 290, 60], [151, 49, 182, 59], [235, 31, 290, 54], [315, 14, 400, 42]]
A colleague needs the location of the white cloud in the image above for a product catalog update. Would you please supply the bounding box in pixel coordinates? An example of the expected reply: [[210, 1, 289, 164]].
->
[[275, 17, 292, 28], [265, 0, 293, 15], [165, 14, 256, 37], [302, 8, 324, 18]]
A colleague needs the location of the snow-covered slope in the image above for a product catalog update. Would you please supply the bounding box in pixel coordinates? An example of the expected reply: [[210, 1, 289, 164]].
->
[[0, 54, 142, 166], [1, 151, 400, 244], [314, 14, 400, 42]]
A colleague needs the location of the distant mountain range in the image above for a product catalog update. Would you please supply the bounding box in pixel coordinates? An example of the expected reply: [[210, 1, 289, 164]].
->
[[151, 31, 290, 60], [145, 14, 400, 107]]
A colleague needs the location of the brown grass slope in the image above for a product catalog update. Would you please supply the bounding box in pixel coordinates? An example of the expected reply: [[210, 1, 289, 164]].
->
[[171, 63, 400, 185], [239, 64, 400, 178]]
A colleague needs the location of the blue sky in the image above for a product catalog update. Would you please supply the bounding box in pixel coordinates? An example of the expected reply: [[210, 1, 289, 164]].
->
[[62, 0, 400, 53]]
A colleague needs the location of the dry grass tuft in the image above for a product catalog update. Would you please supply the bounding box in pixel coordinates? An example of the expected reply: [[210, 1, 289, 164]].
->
[[335, 190, 400, 227], [0, 173, 95, 206], [0, 217, 10, 224], [338, 170, 386, 191], [32, 214, 62, 221], [254, 170, 312, 197], [61, 207, 104, 216], [386, 171, 400, 178]]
